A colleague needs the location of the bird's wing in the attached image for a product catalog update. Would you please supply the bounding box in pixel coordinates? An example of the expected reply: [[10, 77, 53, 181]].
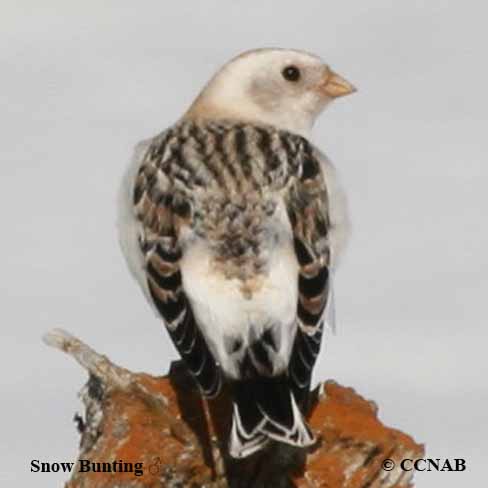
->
[[285, 142, 333, 406], [131, 131, 221, 397]]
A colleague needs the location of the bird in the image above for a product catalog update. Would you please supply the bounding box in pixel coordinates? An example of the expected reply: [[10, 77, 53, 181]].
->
[[118, 48, 355, 458]]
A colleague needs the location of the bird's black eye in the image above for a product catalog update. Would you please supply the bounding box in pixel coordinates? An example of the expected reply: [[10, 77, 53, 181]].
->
[[282, 65, 301, 82]]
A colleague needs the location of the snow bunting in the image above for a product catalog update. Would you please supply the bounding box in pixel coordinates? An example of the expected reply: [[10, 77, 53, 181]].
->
[[118, 48, 355, 458]]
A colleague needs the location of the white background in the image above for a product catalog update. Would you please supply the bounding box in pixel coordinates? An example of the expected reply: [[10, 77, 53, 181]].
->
[[1, 1, 486, 486]]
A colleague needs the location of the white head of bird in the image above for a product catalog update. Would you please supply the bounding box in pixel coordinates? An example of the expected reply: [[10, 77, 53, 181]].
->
[[185, 48, 356, 137]]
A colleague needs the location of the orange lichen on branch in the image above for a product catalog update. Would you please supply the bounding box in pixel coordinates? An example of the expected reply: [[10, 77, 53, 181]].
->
[[44, 329, 423, 488], [294, 381, 424, 487]]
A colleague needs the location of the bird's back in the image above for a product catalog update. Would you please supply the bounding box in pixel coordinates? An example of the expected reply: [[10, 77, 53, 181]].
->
[[121, 119, 331, 456], [135, 120, 307, 279]]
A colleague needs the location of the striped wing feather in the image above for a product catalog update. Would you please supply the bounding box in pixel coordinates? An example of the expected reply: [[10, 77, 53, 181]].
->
[[286, 145, 331, 409], [133, 134, 221, 397]]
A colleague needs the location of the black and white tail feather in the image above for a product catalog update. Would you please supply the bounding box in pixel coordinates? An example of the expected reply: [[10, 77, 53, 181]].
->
[[230, 374, 315, 458]]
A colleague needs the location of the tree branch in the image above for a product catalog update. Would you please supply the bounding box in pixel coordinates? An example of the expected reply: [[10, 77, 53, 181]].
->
[[44, 329, 424, 488]]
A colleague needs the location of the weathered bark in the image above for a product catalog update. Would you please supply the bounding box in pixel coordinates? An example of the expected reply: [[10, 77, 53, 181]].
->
[[44, 329, 424, 488]]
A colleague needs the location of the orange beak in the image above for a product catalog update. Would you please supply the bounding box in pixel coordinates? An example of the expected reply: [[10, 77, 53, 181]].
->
[[321, 69, 356, 98]]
